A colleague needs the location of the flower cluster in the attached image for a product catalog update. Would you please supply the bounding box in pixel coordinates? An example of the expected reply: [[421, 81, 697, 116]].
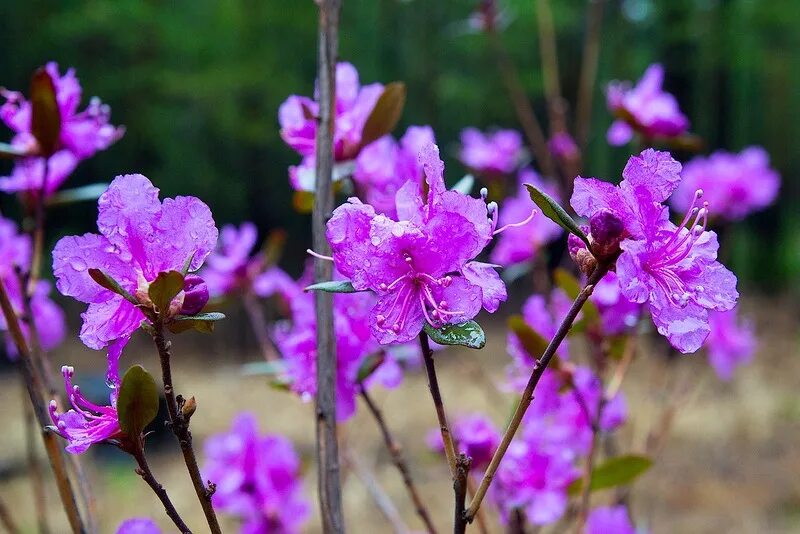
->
[[326, 143, 506, 344], [590, 271, 643, 336], [52, 174, 218, 350], [458, 127, 524, 178], [0, 62, 124, 196], [606, 64, 689, 146], [427, 413, 501, 470], [202, 412, 309, 534], [705, 309, 756, 381]]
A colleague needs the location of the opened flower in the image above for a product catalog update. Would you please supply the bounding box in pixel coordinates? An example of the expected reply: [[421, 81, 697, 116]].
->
[[705, 308, 756, 381], [585, 505, 639, 534], [52, 174, 218, 350], [326, 143, 507, 344], [571, 149, 738, 353], [458, 127, 524, 178]]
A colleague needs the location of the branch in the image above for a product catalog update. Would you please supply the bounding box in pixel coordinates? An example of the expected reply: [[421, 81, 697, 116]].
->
[[23, 388, 49, 534], [132, 448, 192, 533], [575, 0, 607, 150], [0, 494, 20, 534], [535, 0, 566, 134], [453, 454, 471, 534], [419, 332, 458, 478], [242, 291, 282, 362]]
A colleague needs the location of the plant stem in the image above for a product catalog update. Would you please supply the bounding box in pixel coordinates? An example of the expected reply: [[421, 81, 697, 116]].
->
[[133, 448, 192, 533], [313, 0, 345, 531], [534, 0, 565, 134], [360, 387, 438, 534], [242, 292, 281, 361], [23, 387, 50, 534], [466, 477, 489, 534], [464, 265, 609, 523], [575, 0, 607, 151], [0, 494, 20, 534], [0, 276, 86, 533], [151, 324, 221, 534], [419, 332, 458, 478], [453, 454, 471, 534]]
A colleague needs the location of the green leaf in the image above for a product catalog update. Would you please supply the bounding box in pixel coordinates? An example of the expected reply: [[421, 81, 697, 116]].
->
[[30, 67, 61, 157], [423, 321, 486, 350], [360, 82, 406, 148], [148, 271, 185, 314], [568, 454, 653, 496], [88, 268, 138, 305], [524, 184, 590, 247], [168, 312, 225, 334], [450, 174, 475, 195], [46, 183, 109, 207], [356, 352, 386, 382], [181, 253, 196, 276], [507, 315, 548, 358], [0, 141, 28, 159], [117, 365, 160, 437], [304, 280, 362, 293]]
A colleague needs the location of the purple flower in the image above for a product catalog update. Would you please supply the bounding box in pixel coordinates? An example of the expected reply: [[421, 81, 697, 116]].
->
[[549, 132, 579, 162], [606, 64, 689, 146], [591, 271, 643, 335], [585, 505, 638, 534], [571, 149, 738, 353], [353, 125, 436, 218], [459, 128, 524, 177], [0, 62, 124, 196], [427, 413, 500, 470], [672, 147, 780, 221], [115, 518, 161, 534], [52, 174, 218, 350], [49, 339, 125, 454], [202, 412, 310, 534], [705, 309, 756, 381], [491, 169, 563, 266], [326, 143, 506, 344], [279, 62, 383, 162]]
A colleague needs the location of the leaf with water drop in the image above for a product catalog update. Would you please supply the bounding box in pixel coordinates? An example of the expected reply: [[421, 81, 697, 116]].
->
[[423, 321, 486, 350]]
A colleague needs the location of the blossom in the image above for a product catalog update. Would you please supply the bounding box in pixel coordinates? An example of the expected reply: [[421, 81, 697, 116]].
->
[[590, 271, 643, 335], [458, 127, 523, 177], [115, 518, 162, 534], [49, 339, 125, 454], [279, 62, 383, 162], [606, 64, 689, 146], [427, 413, 500, 470], [52, 174, 218, 350], [705, 309, 756, 381], [490, 169, 563, 266], [0, 214, 66, 357], [571, 149, 738, 353], [0, 62, 124, 196], [202, 222, 296, 302], [202, 412, 310, 534], [549, 132, 579, 162], [353, 125, 435, 217], [326, 142, 506, 344], [585, 505, 638, 534], [671, 147, 780, 221]]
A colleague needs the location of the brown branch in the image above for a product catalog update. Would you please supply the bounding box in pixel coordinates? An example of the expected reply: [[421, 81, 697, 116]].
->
[[575, 0, 607, 151], [151, 325, 221, 534], [23, 388, 50, 534], [242, 291, 281, 361], [132, 448, 192, 533], [313, 1, 345, 531], [534, 0, 566, 134], [465, 264, 609, 523], [0, 494, 20, 534], [419, 332, 458, 478], [454, 454, 471, 534], [359, 387, 438, 534], [466, 477, 490, 534]]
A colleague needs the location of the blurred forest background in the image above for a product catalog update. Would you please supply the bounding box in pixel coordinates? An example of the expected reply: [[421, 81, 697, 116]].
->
[[1, 0, 798, 288]]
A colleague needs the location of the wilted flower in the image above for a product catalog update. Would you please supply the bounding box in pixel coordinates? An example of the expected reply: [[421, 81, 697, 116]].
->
[[202, 412, 309, 534], [115, 518, 161, 534], [585, 505, 638, 534], [427, 413, 501, 470], [458, 127, 524, 178], [705, 309, 756, 381], [571, 149, 738, 353], [52, 174, 218, 350], [606, 64, 689, 146], [671, 147, 780, 221], [326, 143, 506, 344]]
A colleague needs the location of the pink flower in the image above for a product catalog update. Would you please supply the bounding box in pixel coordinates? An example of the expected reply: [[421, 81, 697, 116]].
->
[[52, 174, 218, 350], [571, 149, 738, 353], [353, 125, 436, 218], [606, 64, 689, 146], [49, 339, 126, 454], [585, 505, 638, 534], [549, 132, 579, 161], [0, 62, 124, 196], [590, 271, 642, 335], [115, 518, 161, 534], [490, 169, 563, 266], [705, 309, 756, 381], [202, 413, 310, 534], [279, 62, 383, 162], [459, 127, 524, 177], [427, 413, 501, 470], [672, 147, 780, 221], [326, 143, 506, 344]]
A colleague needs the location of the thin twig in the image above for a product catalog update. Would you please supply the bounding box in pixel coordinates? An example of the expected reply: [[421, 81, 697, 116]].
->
[[534, 0, 566, 134], [0, 494, 20, 534], [23, 386, 50, 534], [466, 477, 490, 534], [465, 265, 609, 523], [454, 454, 471, 534], [151, 324, 221, 534], [419, 332, 458, 478], [360, 387, 438, 534], [507, 509, 527, 534], [575, 0, 607, 151], [132, 448, 192, 533], [242, 291, 281, 361]]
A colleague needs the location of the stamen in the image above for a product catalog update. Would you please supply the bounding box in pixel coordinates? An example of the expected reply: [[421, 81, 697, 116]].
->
[[480, 187, 488, 201], [493, 209, 537, 235], [487, 201, 499, 233], [306, 249, 333, 261]]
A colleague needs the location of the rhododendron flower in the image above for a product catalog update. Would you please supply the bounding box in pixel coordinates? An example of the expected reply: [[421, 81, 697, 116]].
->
[[705, 309, 756, 381], [458, 127, 523, 177], [202, 412, 309, 534], [115, 518, 161, 534], [606, 64, 689, 146], [549, 132, 579, 162], [49, 339, 125, 454], [0, 62, 124, 196], [591, 271, 643, 335], [571, 149, 738, 353], [202, 222, 296, 301], [585, 505, 639, 534], [326, 143, 506, 344], [671, 147, 780, 221], [0, 214, 65, 356], [491, 169, 563, 266], [427, 413, 500, 470], [279, 62, 383, 161], [353, 125, 435, 217], [52, 174, 218, 350]]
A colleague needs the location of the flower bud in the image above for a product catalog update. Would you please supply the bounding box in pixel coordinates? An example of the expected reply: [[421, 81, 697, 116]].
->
[[180, 274, 208, 315], [589, 209, 625, 260]]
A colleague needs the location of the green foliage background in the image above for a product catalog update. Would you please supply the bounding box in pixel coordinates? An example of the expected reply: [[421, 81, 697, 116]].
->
[[0, 0, 797, 289]]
